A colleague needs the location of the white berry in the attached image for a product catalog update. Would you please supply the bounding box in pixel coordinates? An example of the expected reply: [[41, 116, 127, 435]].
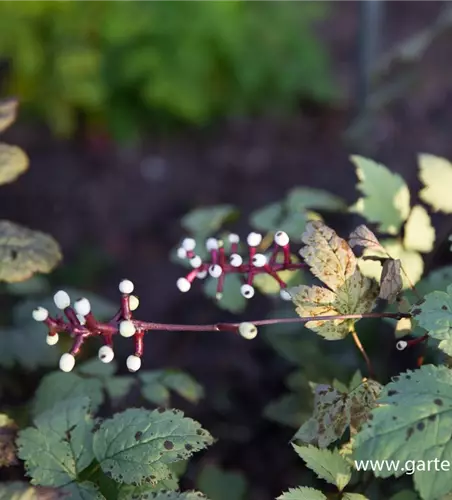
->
[[127, 355, 141, 372], [181, 237, 196, 251], [98, 345, 115, 363], [46, 333, 59, 346], [209, 264, 223, 278], [32, 307, 48, 322], [252, 253, 267, 268], [396, 340, 408, 351], [247, 232, 262, 247], [74, 297, 91, 316], [280, 289, 292, 301], [54, 290, 70, 310], [129, 295, 140, 311], [239, 322, 258, 340], [59, 353, 75, 372], [230, 254, 243, 267], [119, 320, 136, 338], [177, 247, 187, 259], [189, 255, 202, 268], [197, 270, 208, 279], [274, 231, 290, 246], [177, 277, 191, 292], [119, 279, 134, 294], [240, 284, 255, 299], [206, 238, 219, 251], [228, 233, 240, 244]]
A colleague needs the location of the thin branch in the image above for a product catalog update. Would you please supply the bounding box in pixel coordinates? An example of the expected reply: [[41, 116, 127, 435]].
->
[[350, 324, 374, 379]]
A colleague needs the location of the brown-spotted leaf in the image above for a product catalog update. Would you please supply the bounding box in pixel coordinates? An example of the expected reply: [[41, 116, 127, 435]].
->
[[0, 221, 62, 283], [0, 97, 18, 133], [346, 379, 382, 436], [0, 414, 18, 467], [300, 221, 356, 292], [0, 143, 29, 186], [379, 259, 403, 303], [349, 225, 384, 252]]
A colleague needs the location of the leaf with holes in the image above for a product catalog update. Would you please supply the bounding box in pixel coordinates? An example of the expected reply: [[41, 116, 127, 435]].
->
[[0, 221, 61, 283], [418, 154, 452, 213], [0, 144, 28, 186], [353, 365, 452, 500], [349, 225, 384, 252], [292, 444, 351, 491], [403, 205, 435, 253], [92, 408, 213, 485], [411, 284, 452, 355], [349, 156, 410, 235], [291, 222, 378, 340], [17, 397, 94, 487], [0, 97, 18, 133], [379, 259, 403, 303], [277, 487, 327, 500]]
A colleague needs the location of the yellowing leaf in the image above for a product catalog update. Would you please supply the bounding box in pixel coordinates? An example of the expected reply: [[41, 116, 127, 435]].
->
[[0, 221, 62, 283], [0, 414, 18, 467], [349, 225, 384, 252], [379, 259, 402, 303], [0, 98, 18, 133], [350, 156, 410, 235], [0, 144, 28, 186], [403, 205, 435, 253], [419, 154, 452, 213]]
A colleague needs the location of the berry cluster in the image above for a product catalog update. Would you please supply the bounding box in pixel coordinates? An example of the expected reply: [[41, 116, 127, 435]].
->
[[175, 231, 304, 300], [32, 280, 259, 373]]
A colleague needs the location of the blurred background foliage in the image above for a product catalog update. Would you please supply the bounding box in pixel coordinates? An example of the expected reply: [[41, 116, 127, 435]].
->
[[0, 1, 334, 142]]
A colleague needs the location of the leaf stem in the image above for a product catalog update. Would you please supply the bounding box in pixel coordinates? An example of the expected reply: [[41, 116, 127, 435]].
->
[[350, 324, 374, 379]]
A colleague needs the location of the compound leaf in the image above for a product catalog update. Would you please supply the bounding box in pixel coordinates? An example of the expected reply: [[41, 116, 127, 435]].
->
[[353, 365, 452, 500], [403, 205, 435, 253], [0, 97, 18, 133], [0, 221, 61, 283], [277, 487, 327, 500], [17, 397, 94, 487], [0, 143, 28, 186], [419, 154, 452, 213], [93, 408, 213, 485], [350, 156, 410, 235], [61, 482, 105, 500], [292, 444, 351, 491]]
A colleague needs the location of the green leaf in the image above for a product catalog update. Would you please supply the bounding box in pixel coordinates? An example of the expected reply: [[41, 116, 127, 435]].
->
[[204, 274, 246, 314], [411, 284, 452, 356], [181, 205, 238, 237], [197, 463, 247, 500], [5, 275, 49, 296], [350, 156, 410, 235], [141, 381, 171, 406], [160, 370, 204, 404], [123, 492, 209, 500], [77, 358, 117, 378], [32, 371, 104, 416], [403, 205, 435, 253], [277, 487, 327, 500], [415, 265, 452, 297], [0, 482, 63, 500], [286, 187, 346, 212], [61, 482, 105, 500], [104, 376, 135, 401], [418, 154, 452, 213], [342, 495, 369, 500], [389, 492, 419, 500], [254, 265, 302, 295], [249, 202, 283, 232], [353, 365, 452, 500], [264, 393, 312, 428], [292, 444, 351, 491], [17, 397, 95, 487], [93, 408, 213, 485]]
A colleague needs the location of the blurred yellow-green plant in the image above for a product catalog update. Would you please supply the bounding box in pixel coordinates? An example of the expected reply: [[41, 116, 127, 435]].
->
[[0, 1, 334, 140]]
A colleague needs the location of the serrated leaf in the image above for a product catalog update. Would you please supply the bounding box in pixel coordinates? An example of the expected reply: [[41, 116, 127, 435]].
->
[[93, 408, 213, 485], [0, 221, 62, 283], [418, 154, 452, 213], [353, 365, 452, 500], [197, 463, 246, 500], [342, 495, 369, 500], [32, 372, 104, 416], [349, 225, 384, 252], [0, 482, 63, 500], [0, 97, 18, 133], [0, 144, 28, 186], [379, 259, 403, 303], [181, 205, 237, 237], [17, 397, 94, 487], [277, 487, 327, 500], [61, 482, 105, 500], [404, 205, 435, 253], [292, 444, 351, 490], [287, 187, 346, 212], [0, 413, 18, 466], [204, 274, 246, 314], [350, 156, 410, 235]]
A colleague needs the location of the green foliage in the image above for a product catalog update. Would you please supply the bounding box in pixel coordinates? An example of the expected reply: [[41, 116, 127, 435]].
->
[[197, 464, 247, 500], [277, 487, 327, 499], [0, 2, 333, 139]]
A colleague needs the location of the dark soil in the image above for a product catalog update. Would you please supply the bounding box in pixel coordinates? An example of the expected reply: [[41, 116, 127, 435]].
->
[[2, 2, 452, 498]]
